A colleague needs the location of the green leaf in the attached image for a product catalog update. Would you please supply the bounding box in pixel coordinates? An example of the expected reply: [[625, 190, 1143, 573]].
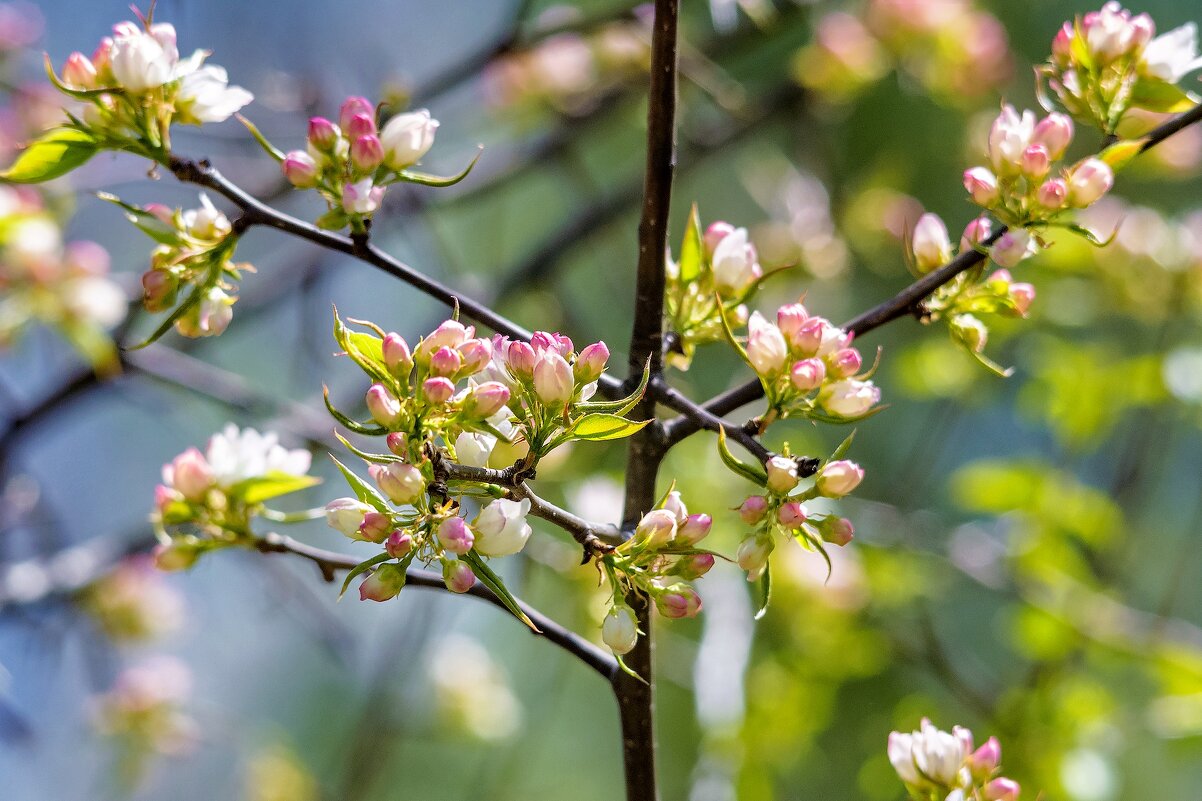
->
[[754, 562, 771, 620], [127, 282, 204, 350], [1098, 138, 1146, 170], [829, 429, 857, 462], [963, 345, 1015, 378], [462, 551, 540, 632], [569, 413, 652, 442], [715, 296, 753, 367], [323, 385, 389, 436], [1, 128, 98, 184], [678, 203, 703, 283], [236, 113, 285, 162], [797, 527, 833, 583], [1130, 79, 1198, 114], [338, 552, 392, 600], [1053, 221, 1119, 248], [716, 427, 768, 485], [97, 192, 182, 245], [396, 148, 482, 187], [329, 454, 391, 513], [227, 472, 322, 504], [315, 207, 350, 230], [333, 310, 392, 386], [334, 431, 404, 464], [576, 358, 650, 416]]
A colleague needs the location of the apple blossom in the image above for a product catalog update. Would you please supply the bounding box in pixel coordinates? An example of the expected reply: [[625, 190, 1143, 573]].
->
[[818, 379, 880, 418], [175, 65, 253, 124], [342, 179, 385, 215], [380, 109, 440, 169], [655, 584, 702, 619], [676, 513, 712, 546], [374, 462, 425, 505], [366, 383, 403, 427], [765, 456, 800, 494], [282, 151, 319, 188], [532, 351, 574, 405], [746, 311, 788, 376], [710, 226, 762, 294], [790, 358, 826, 391], [442, 560, 476, 593], [437, 517, 475, 555], [325, 497, 373, 537], [602, 605, 639, 654], [1066, 158, 1115, 208], [738, 495, 769, 524], [635, 509, 677, 547], [817, 460, 864, 497], [473, 498, 533, 557]]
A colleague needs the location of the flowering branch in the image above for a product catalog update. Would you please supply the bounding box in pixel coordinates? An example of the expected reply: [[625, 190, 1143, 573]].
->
[[663, 100, 1202, 436], [251, 531, 618, 680]]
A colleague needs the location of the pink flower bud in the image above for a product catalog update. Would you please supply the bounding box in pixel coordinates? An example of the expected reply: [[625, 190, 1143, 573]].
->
[[703, 221, 735, 256], [386, 432, 408, 456], [818, 378, 880, 418], [144, 203, 175, 226], [765, 455, 800, 494], [385, 530, 414, 558], [62, 52, 97, 89], [324, 497, 372, 538], [746, 312, 788, 376], [532, 351, 575, 406], [1009, 282, 1035, 316], [793, 317, 827, 357], [307, 116, 340, 152], [423, 377, 455, 405], [817, 460, 864, 497], [675, 553, 715, 579], [437, 517, 475, 555], [968, 737, 1002, 775], [358, 511, 392, 542], [154, 484, 180, 516], [359, 563, 406, 602], [776, 303, 809, 345], [817, 516, 854, 546], [167, 447, 213, 501], [738, 495, 768, 524], [382, 333, 413, 378], [1019, 143, 1051, 179], [984, 778, 1020, 801], [991, 229, 1034, 269], [677, 513, 712, 546], [282, 150, 319, 188], [1067, 158, 1114, 208], [1032, 113, 1073, 159], [829, 348, 862, 379], [574, 341, 610, 383], [1130, 14, 1156, 51], [531, 331, 574, 356], [506, 341, 537, 378], [737, 535, 773, 579], [429, 345, 462, 377], [351, 134, 384, 173], [963, 167, 1000, 206], [777, 501, 807, 527], [912, 212, 952, 271], [374, 462, 425, 504], [443, 560, 476, 593], [339, 96, 375, 133], [661, 491, 688, 523], [1052, 22, 1073, 64], [1036, 178, 1068, 209], [417, 320, 470, 361], [457, 338, 492, 374], [365, 383, 402, 427], [346, 113, 377, 142], [790, 358, 826, 392], [91, 37, 114, 75], [656, 584, 702, 619], [961, 216, 994, 250], [141, 269, 177, 312], [341, 179, 385, 215], [464, 381, 510, 418], [636, 508, 677, 547]]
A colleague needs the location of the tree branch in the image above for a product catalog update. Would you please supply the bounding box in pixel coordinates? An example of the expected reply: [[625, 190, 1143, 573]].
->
[[660, 102, 1202, 437]]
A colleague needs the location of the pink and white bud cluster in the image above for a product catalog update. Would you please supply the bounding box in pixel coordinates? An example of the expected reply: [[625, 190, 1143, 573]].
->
[[156, 424, 313, 530], [280, 97, 444, 228], [1044, 5, 1202, 133], [744, 305, 880, 421], [54, 17, 251, 143], [704, 222, 764, 296], [888, 719, 1023, 801], [487, 330, 609, 408]]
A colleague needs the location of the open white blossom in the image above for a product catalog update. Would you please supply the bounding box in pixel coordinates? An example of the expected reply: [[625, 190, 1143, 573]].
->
[[204, 424, 312, 486]]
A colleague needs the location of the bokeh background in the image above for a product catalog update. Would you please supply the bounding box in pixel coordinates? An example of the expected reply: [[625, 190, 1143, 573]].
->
[[2, 0, 1202, 799]]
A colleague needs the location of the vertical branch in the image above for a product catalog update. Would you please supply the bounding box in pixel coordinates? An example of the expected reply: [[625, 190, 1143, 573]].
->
[[615, 2, 678, 800]]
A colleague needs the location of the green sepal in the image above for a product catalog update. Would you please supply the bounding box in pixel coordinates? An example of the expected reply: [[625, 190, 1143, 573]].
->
[[126, 282, 204, 350], [43, 53, 122, 100], [334, 431, 405, 464], [323, 385, 389, 436], [614, 653, 649, 684], [796, 527, 833, 582], [678, 203, 703, 283], [1, 127, 98, 184], [576, 358, 650, 416], [963, 345, 1014, 378], [716, 426, 768, 485], [754, 562, 771, 620], [96, 192, 182, 245], [315, 207, 350, 230], [236, 113, 285, 162], [805, 404, 889, 426], [462, 550, 540, 632], [329, 454, 392, 513], [338, 552, 393, 600], [829, 429, 857, 462]]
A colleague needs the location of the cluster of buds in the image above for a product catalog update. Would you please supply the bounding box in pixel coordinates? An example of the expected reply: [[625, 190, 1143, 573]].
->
[[964, 106, 1114, 237], [664, 207, 772, 370], [1041, 3, 1202, 135], [92, 656, 197, 760], [0, 186, 126, 369], [48, 12, 252, 157], [78, 556, 185, 643], [600, 491, 714, 656], [115, 193, 248, 341], [152, 424, 317, 570], [794, 0, 1010, 106], [276, 96, 463, 233], [483, 20, 650, 116], [742, 303, 881, 423], [910, 213, 1036, 366], [734, 451, 861, 585], [889, 719, 1022, 801]]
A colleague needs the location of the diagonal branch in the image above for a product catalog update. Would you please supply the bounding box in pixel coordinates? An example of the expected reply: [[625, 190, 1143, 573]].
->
[[659, 102, 1202, 442], [253, 532, 617, 680]]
